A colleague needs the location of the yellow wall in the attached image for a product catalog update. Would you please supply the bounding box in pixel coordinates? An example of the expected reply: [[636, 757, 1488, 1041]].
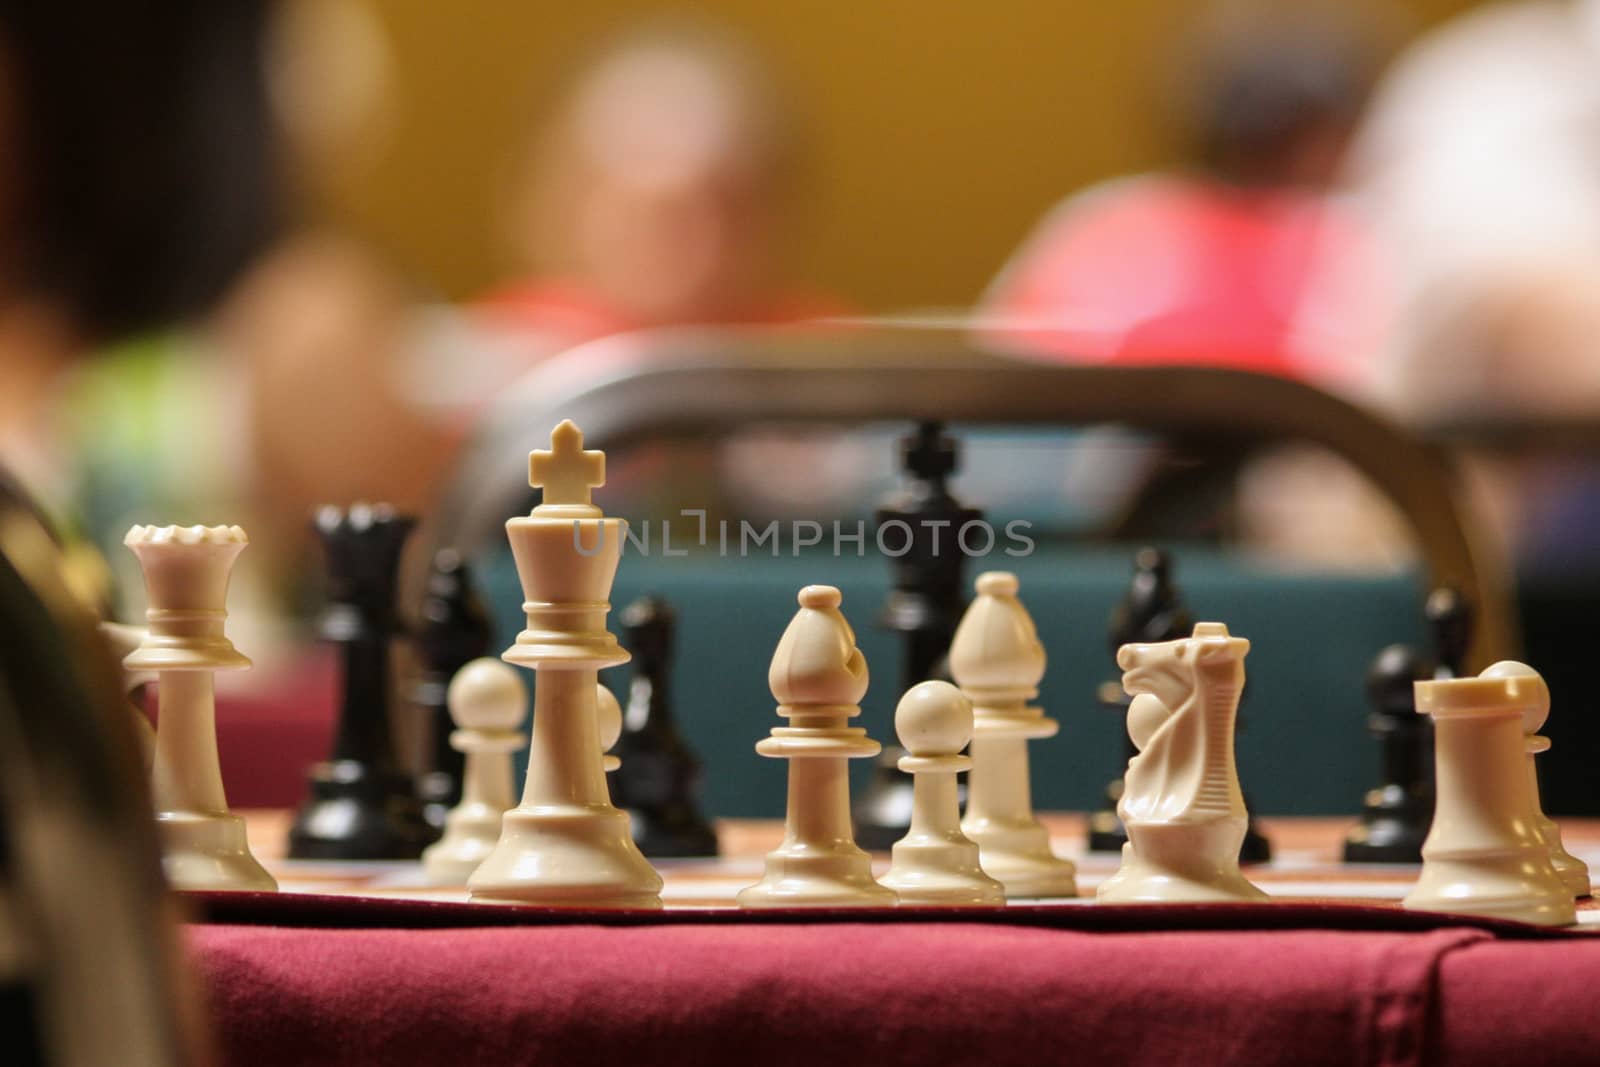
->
[[323, 0, 1481, 312]]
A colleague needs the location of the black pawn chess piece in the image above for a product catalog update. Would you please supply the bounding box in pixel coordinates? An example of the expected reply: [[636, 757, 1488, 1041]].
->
[[1342, 642, 1437, 863], [289, 504, 436, 860], [412, 548, 492, 833], [853, 422, 980, 851], [609, 596, 718, 857]]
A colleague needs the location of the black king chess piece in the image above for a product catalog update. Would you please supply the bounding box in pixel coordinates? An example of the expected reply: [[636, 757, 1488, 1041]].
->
[[289, 504, 436, 859], [1089, 548, 1271, 862], [853, 421, 980, 851], [608, 595, 718, 857], [1342, 588, 1470, 863], [412, 548, 491, 833]]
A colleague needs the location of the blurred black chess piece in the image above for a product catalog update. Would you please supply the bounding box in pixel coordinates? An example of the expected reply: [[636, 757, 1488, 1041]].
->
[[854, 422, 980, 850], [1091, 548, 1271, 862], [289, 504, 436, 859], [609, 596, 718, 857], [1343, 588, 1469, 863], [1341, 643, 1437, 863], [412, 548, 491, 833]]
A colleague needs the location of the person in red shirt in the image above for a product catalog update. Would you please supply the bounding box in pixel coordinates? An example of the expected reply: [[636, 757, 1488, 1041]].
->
[[983, 11, 1383, 391]]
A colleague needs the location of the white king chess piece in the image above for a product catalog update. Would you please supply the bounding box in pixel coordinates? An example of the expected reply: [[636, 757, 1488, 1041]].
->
[[952, 572, 1077, 899], [739, 585, 897, 908], [421, 658, 527, 886], [124, 524, 276, 892], [468, 420, 663, 908], [1098, 622, 1266, 903], [1403, 662, 1575, 925]]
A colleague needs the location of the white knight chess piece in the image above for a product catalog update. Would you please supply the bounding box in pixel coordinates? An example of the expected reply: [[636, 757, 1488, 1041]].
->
[[1097, 622, 1266, 903]]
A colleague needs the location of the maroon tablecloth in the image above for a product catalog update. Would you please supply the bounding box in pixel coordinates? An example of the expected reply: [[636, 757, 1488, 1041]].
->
[[185, 898, 1600, 1067]]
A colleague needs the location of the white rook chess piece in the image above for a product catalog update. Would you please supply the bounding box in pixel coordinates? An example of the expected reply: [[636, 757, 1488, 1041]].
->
[[124, 524, 275, 892], [1482, 662, 1592, 899], [421, 659, 527, 886], [1404, 664, 1576, 925], [952, 572, 1077, 899], [880, 681, 1006, 906], [468, 420, 662, 908], [1098, 622, 1266, 903], [739, 585, 897, 908]]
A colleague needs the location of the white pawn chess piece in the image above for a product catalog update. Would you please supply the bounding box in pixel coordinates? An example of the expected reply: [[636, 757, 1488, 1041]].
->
[[952, 572, 1077, 899], [598, 683, 622, 773], [1480, 662, 1592, 899], [124, 524, 276, 892], [880, 681, 1006, 906], [1404, 665, 1576, 924], [421, 659, 528, 885], [739, 585, 897, 908], [1098, 622, 1267, 903], [468, 420, 663, 908]]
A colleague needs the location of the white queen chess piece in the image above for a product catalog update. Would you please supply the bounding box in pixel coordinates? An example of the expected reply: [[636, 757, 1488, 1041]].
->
[[739, 585, 897, 908], [1098, 622, 1266, 903], [880, 680, 1006, 906], [124, 524, 276, 892], [952, 572, 1077, 899], [421, 658, 527, 886], [468, 420, 663, 908], [1403, 662, 1575, 925]]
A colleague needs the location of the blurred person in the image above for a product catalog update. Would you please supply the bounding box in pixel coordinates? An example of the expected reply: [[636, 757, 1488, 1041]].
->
[[0, 3, 283, 1063], [477, 21, 847, 357], [982, 5, 1383, 391]]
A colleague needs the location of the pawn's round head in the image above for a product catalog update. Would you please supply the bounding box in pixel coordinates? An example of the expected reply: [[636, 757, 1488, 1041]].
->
[[447, 658, 527, 731], [1480, 660, 1549, 734], [895, 680, 973, 757], [596, 683, 623, 752]]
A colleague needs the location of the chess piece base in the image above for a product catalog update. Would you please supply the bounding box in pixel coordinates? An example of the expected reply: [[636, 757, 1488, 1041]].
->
[[962, 816, 1077, 899], [1343, 783, 1431, 864], [881, 836, 1005, 906], [624, 806, 719, 859], [1541, 817, 1593, 898], [1403, 850, 1576, 926], [853, 748, 916, 851], [421, 801, 504, 885], [288, 760, 436, 861], [1098, 820, 1267, 904], [468, 805, 663, 909], [158, 811, 276, 891], [738, 846, 898, 909]]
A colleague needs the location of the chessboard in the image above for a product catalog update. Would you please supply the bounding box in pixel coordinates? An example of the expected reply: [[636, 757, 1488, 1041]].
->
[[228, 810, 1600, 924]]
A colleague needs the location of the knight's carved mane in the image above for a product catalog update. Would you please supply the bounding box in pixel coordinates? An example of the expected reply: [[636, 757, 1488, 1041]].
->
[[1120, 638, 1245, 823]]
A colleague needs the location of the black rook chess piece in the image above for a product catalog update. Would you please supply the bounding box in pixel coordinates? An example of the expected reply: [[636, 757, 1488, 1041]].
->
[[609, 596, 718, 857], [853, 422, 980, 851], [1342, 642, 1437, 863], [289, 504, 436, 860], [412, 548, 492, 833]]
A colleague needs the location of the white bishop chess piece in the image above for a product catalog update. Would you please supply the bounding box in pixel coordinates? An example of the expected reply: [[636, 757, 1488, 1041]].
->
[[952, 572, 1077, 899], [739, 585, 897, 908], [880, 681, 1006, 906], [421, 658, 527, 886], [1098, 622, 1266, 903], [1404, 662, 1576, 925], [468, 420, 662, 908], [124, 524, 276, 892]]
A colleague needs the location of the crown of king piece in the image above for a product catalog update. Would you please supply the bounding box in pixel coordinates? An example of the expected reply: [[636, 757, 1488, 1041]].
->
[[530, 420, 606, 509]]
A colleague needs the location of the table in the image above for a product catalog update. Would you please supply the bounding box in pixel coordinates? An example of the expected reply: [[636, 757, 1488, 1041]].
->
[[183, 815, 1600, 1066]]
